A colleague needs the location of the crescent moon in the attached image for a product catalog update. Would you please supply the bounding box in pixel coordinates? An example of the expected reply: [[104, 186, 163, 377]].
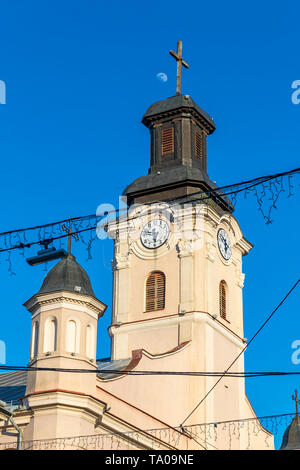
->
[[156, 72, 168, 83]]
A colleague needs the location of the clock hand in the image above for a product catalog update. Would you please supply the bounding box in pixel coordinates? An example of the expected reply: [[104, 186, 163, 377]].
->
[[152, 228, 159, 242]]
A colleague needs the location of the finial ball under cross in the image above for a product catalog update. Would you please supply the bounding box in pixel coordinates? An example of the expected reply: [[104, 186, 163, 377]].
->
[[169, 40, 189, 96]]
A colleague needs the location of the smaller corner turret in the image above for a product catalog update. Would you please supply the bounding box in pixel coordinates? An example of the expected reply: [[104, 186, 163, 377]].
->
[[23, 254, 107, 396]]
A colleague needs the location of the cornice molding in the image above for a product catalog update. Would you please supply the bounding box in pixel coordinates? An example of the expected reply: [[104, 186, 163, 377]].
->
[[25, 389, 106, 425], [143, 107, 215, 134], [110, 311, 245, 348], [25, 291, 106, 318]]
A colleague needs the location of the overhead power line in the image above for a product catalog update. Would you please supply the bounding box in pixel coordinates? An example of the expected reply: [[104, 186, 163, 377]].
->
[[0, 214, 98, 238], [1, 364, 300, 377], [179, 278, 300, 427], [147, 167, 300, 207], [0, 224, 99, 254], [0, 167, 299, 255]]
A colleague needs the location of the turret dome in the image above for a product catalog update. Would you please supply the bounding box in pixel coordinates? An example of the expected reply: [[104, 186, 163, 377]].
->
[[38, 254, 95, 297], [280, 416, 300, 450]]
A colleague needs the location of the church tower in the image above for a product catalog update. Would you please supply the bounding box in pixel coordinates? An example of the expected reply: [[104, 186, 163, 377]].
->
[[105, 42, 265, 439], [108, 43, 250, 361]]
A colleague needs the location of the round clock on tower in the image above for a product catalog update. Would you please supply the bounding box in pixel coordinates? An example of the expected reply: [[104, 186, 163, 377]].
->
[[217, 228, 232, 261], [140, 219, 170, 249]]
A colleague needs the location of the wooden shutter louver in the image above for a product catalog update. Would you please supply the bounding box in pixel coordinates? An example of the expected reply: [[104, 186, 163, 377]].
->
[[161, 128, 174, 155], [219, 281, 227, 319], [146, 271, 166, 312], [195, 131, 202, 159]]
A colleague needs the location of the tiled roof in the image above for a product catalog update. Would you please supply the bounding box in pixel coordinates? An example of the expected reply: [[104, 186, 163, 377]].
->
[[0, 359, 132, 401], [97, 358, 132, 380], [0, 371, 27, 405]]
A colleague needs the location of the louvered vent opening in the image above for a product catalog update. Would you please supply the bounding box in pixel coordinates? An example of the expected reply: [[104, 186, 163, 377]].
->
[[195, 131, 202, 159], [161, 128, 174, 156], [219, 281, 227, 319], [146, 271, 166, 312]]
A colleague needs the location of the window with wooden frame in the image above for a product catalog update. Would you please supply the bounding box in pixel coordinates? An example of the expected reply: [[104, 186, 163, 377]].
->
[[161, 128, 174, 155], [219, 280, 227, 320], [195, 131, 202, 159], [145, 271, 166, 312]]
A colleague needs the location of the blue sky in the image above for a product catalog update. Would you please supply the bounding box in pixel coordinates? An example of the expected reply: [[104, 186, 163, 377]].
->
[[0, 0, 299, 448]]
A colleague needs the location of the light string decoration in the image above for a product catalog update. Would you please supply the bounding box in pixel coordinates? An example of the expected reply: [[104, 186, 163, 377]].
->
[[0, 412, 295, 450], [0, 214, 106, 275], [0, 168, 299, 274]]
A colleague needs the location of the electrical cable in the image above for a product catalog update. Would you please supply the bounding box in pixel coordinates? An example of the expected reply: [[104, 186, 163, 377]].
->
[[179, 278, 300, 427], [0, 167, 299, 254], [1, 364, 300, 377]]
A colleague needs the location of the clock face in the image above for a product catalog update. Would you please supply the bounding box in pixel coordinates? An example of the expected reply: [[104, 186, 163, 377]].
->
[[217, 229, 231, 260], [140, 219, 170, 249]]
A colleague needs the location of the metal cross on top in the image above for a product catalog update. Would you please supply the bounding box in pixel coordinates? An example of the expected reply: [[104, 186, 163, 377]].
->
[[62, 220, 79, 254], [292, 389, 300, 416], [169, 40, 190, 95]]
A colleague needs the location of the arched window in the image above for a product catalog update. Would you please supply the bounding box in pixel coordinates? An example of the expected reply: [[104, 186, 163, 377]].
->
[[43, 317, 57, 353], [86, 324, 95, 360], [219, 281, 227, 320], [66, 320, 77, 353], [31, 321, 39, 359], [145, 271, 166, 312]]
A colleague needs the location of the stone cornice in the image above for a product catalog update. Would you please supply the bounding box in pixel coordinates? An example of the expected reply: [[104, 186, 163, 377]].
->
[[24, 291, 107, 318], [25, 389, 106, 417], [109, 311, 245, 348], [143, 107, 215, 134], [234, 236, 253, 256]]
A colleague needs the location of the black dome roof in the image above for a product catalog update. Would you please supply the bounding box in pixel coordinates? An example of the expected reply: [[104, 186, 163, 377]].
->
[[142, 94, 216, 133], [280, 416, 300, 450], [38, 254, 95, 297]]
